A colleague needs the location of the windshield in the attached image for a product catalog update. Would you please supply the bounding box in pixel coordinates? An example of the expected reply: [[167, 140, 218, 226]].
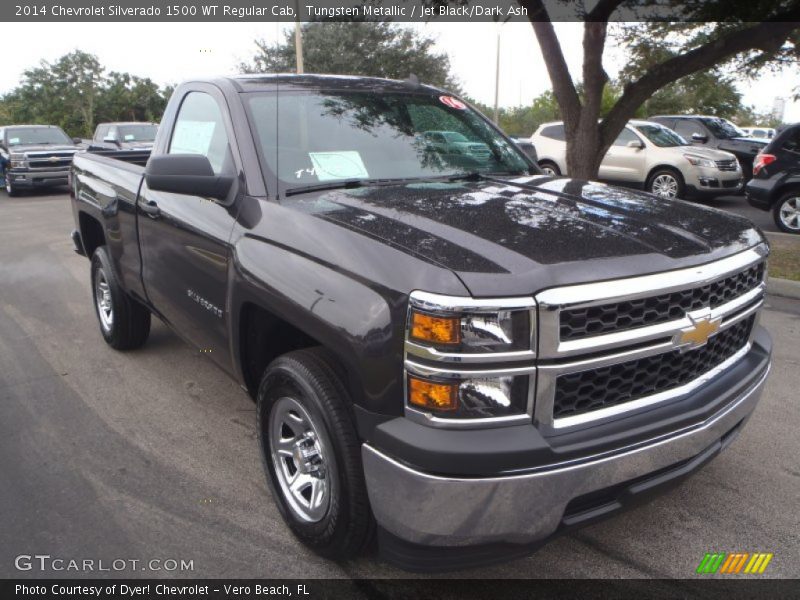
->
[[699, 117, 745, 140], [116, 124, 157, 142], [634, 123, 688, 147], [6, 127, 72, 146], [244, 90, 530, 192]]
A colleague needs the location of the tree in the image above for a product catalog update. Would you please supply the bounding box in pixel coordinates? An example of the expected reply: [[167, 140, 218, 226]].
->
[[0, 51, 173, 137], [240, 21, 460, 91], [522, 0, 800, 178]]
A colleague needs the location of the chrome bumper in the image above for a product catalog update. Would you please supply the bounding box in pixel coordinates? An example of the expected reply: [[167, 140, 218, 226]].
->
[[363, 365, 769, 548]]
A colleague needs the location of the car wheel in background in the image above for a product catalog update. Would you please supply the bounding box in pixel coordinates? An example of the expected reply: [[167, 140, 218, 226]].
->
[[5, 170, 18, 197], [257, 348, 374, 559], [90, 246, 151, 349], [773, 192, 800, 234], [539, 161, 561, 176], [647, 169, 685, 200]]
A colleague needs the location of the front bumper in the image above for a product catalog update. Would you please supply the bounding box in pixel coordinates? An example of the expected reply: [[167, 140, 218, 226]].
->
[[685, 167, 743, 196], [364, 333, 770, 567], [8, 169, 69, 188]]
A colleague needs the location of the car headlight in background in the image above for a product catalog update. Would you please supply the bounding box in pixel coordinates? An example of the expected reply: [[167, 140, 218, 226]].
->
[[684, 154, 716, 168], [405, 291, 535, 421]]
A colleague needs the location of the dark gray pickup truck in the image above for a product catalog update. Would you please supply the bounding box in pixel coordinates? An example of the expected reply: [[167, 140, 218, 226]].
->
[[1, 124, 81, 195], [70, 75, 772, 571]]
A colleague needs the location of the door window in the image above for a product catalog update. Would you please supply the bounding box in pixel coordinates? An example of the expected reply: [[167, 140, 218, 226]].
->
[[612, 128, 642, 147], [169, 92, 233, 175], [674, 120, 704, 140]]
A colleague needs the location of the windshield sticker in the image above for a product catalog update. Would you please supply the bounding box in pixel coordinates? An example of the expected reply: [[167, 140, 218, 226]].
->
[[123, 134, 135, 141], [170, 120, 216, 155], [440, 96, 467, 110], [9, 137, 20, 145], [308, 151, 369, 181]]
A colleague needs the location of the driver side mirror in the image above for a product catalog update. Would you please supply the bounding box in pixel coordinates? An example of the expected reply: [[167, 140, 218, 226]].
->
[[145, 154, 234, 201], [626, 140, 645, 150], [103, 136, 120, 145], [691, 132, 708, 143], [72, 137, 83, 145]]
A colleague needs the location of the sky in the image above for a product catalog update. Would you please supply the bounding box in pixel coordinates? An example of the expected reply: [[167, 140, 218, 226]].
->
[[1, 21, 798, 125]]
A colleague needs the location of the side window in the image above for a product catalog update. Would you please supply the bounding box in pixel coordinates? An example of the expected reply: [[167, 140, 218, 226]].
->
[[540, 125, 565, 141], [96, 125, 109, 140], [674, 120, 703, 140], [612, 128, 641, 147], [169, 92, 233, 175]]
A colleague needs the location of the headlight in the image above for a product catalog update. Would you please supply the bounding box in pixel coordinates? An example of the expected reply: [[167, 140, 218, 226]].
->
[[9, 156, 27, 168], [684, 154, 716, 168], [405, 291, 535, 421]]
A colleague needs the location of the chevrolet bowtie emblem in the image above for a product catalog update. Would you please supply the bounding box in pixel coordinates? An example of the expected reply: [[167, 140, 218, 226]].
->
[[675, 311, 722, 351], [48, 156, 59, 162]]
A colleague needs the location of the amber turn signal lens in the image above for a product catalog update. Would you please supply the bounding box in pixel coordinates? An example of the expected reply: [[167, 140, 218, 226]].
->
[[410, 311, 460, 345], [408, 376, 458, 411]]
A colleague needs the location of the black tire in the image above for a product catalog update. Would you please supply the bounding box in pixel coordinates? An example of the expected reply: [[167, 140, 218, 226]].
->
[[90, 247, 151, 350], [257, 348, 374, 559], [538, 160, 561, 176], [4, 169, 18, 197], [647, 168, 686, 200], [772, 191, 800, 234]]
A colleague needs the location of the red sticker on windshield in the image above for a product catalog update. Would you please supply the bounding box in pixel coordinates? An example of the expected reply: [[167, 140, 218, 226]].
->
[[440, 95, 467, 110]]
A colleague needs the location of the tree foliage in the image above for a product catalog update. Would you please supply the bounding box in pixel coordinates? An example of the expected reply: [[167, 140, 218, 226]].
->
[[522, 0, 800, 178], [0, 50, 173, 137], [239, 21, 460, 92]]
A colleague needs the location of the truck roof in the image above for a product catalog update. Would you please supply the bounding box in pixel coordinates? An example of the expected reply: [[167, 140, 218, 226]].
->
[[97, 121, 158, 126], [3, 124, 65, 129], [223, 73, 446, 94]]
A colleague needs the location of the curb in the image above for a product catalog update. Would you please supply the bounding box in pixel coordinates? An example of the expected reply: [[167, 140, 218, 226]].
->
[[767, 277, 800, 300]]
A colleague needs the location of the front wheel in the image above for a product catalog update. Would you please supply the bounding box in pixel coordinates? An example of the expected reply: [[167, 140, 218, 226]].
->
[[647, 169, 685, 200], [773, 192, 800, 234], [4, 170, 18, 197], [257, 348, 374, 559], [90, 247, 151, 349]]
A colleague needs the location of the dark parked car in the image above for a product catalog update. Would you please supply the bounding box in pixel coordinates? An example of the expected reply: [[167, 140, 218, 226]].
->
[[0, 124, 81, 196], [69, 75, 771, 571], [746, 122, 800, 233], [650, 116, 768, 181]]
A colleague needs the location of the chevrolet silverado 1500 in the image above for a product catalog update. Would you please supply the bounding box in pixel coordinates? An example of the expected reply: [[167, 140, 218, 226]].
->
[[70, 75, 772, 571], [1, 124, 81, 196]]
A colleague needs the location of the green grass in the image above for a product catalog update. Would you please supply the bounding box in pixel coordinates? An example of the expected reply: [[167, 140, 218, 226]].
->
[[768, 235, 800, 282]]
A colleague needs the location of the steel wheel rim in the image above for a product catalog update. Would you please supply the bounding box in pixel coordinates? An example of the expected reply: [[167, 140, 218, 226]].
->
[[779, 196, 800, 231], [5, 176, 11, 195], [541, 165, 557, 176], [269, 396, 332, 523], [651, 174, 678, 198], [94, 268, 114, 332]]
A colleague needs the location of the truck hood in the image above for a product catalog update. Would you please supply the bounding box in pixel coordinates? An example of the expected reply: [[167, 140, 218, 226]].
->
[[288, 175, 764, 296], [11, 144, 78, 155]]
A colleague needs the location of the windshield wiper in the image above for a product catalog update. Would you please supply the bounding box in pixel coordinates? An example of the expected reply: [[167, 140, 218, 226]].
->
[[285, 179, 367, 197]]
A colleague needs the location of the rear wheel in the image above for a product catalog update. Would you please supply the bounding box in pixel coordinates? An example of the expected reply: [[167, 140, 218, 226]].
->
[[647, 168, 685, 200], [257, 348, 374, 559], [773, 192, 800, 234], [90, 247, 151, 349], [538, 161, 561, 176]]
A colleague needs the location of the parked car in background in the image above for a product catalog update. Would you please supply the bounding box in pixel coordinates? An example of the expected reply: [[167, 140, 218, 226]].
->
[[650, 116, 768, 181], [740, 126, 776, 140], [91, 122, 158, 149], [746, 122, 800, 233], [421, 130, 492, 159], [531, 120, 742, 199], [511, 136, 538, 162], [0, 124, 81, 196]]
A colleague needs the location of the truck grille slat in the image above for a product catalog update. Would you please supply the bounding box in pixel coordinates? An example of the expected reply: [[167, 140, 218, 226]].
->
[[560, 262, 764, 341], [553, 316, 755, 419]]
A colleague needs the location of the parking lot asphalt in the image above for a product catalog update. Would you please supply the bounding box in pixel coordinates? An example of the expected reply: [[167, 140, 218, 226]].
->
[[1, 191, 798, 579]]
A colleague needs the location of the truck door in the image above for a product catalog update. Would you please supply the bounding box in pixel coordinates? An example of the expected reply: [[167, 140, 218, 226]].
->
[[137, 89, 239, 372], [599, 128, 647, 183]]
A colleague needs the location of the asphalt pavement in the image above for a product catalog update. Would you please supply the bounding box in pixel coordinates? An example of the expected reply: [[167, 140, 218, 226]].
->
[[0, 191, 798, 579]]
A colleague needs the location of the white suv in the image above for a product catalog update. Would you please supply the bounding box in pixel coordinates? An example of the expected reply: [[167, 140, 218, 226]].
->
[[531, 120, 743, 199]]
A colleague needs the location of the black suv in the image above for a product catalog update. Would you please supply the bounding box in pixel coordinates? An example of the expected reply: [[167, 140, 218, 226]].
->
[[746, 123, 800, 233], [651, 116, 768, 181]]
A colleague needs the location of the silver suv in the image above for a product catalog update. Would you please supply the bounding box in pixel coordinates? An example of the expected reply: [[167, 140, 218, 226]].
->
[[531, 120, 743, 199]]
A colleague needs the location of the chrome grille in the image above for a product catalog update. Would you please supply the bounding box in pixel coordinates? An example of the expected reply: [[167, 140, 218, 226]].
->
[[535, 246, 767, 430], [560, 262, 764, 340], [553, 316, 754, 418], [716, 159, 738, 171]]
